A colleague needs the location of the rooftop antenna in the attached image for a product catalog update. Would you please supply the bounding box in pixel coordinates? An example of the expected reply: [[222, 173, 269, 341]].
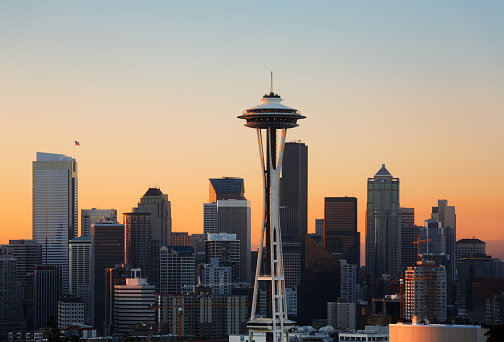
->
[[270, 71, 273, 94]]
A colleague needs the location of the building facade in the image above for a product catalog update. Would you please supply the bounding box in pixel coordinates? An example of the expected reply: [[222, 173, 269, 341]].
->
[[324, 197, 360, 266], [205, 233, 240, 283], [80, 208, 117, 237], [91, 221, 125, 331], [124, 207, 151, 279], [366, 164, 400, 281], [68, 236, 92, 325], [138, 187, 172, 291], [33, 152, 78, 294], [404, 261, 447, 323], [279, 142, 308, 237], [159, 246, 195, 294], [216, 200, 251, 284], [33, 265, 62, 328], [112, 278, 156, 335]]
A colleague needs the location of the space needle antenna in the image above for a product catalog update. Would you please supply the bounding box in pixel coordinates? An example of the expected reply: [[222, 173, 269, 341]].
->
[[270, 71, 274, 94]]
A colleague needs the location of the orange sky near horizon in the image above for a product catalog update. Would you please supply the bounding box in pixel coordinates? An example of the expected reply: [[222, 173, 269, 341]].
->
[[0, 2, 503, 249]]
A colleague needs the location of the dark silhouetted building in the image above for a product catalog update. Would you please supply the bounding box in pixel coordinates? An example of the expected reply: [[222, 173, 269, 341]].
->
[[34, 265, 62, 328], [298, 234, 340, 324], [91, 221, 125, 332], [279, 142, 308, 237], [324, 197, 360, 266], [124, 207, 151, 279]]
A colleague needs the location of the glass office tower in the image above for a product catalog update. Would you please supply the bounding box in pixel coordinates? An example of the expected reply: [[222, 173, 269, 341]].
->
[[32, 152, 78, 294]]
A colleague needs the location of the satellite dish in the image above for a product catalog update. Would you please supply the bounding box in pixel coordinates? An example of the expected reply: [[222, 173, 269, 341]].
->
[[299, 326, 307, 333], [306, 326, 315, 333]]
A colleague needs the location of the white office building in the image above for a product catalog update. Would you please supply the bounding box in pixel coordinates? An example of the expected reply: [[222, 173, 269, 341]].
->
[[33, 152, 78, 294], [113, 278, 156, 334]]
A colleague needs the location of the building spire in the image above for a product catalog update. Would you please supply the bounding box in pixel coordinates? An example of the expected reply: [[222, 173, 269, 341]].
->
[[270, 71, 273, 94]]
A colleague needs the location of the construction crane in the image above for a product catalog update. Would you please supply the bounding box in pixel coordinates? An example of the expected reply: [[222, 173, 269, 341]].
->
[[413, 235, 432, 260]]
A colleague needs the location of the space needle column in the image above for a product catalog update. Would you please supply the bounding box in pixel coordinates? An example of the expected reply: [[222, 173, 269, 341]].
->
[[239, 84, 305, 342]]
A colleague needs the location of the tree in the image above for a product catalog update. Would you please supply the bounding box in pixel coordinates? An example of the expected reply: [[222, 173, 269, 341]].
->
[[47, 316, 66, 342], [484, 324, 504, 342]]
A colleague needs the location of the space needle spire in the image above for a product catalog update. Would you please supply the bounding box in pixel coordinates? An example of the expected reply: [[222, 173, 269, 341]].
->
[[238, 82, 305, 342]]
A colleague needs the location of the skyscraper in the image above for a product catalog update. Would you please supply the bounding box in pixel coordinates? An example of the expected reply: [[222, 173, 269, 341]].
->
[[404, 261, 447, 323], [124, 207, 151, 279], [159, 246, 195, 294], [205, 177, 251, 284], [209, 177, 245, 202], [138, 188, 172, 291], [216, 200, 251, 283], [91, 221, 125, 332], [297, 233, 341, 325], [68, 236, 92, 325], [431, 199, 456, 286], [33, 265, 62, 328], [32, 152, 77, 294], [365, 164, 401, 281], [205, 233, 240, 283], [81, 208, 117, 237], [0, 256, 23, 335], [279, 142, 308, 237], [324, 197, 360, 266]]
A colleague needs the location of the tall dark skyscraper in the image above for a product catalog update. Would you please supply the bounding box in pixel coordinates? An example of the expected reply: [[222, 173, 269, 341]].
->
[[324, 197, 360, 266], [366, 164, 401, 281], [297, 233, 340, 325], [91, 221, 125, 333], [279, 142, 308, 237], [124, 207, 152, 279]]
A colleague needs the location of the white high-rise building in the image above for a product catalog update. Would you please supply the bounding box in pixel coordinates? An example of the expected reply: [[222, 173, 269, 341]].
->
[[69, 236, 92, 324], [113, 278, 156, 334], [81, 208, 117, 237], [57, 296, 85, 329], [33, 152, 78, 294], [327, 301, 356, 330], [200, 260, 232, 295], [404, 260, 447, 323], [340, 260, 358, 304]]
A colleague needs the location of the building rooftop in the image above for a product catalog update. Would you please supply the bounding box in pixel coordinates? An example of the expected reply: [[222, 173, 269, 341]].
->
[[143, 187, 164, 197], [374, 164, 392, 178], [457, 238, 486, 244]]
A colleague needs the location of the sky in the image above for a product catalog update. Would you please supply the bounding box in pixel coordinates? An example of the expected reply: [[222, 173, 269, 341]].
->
[[1, 1, 503, 256]]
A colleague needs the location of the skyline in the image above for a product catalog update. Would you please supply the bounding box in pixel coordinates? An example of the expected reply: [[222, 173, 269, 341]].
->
[[1, 2, 503, 252]]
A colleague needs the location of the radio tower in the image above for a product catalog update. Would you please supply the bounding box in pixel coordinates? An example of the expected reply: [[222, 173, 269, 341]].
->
[[238, 76, 305, 342]]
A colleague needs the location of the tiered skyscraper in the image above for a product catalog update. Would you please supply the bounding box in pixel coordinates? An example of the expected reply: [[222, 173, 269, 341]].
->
[[239, 85, 305, 342], [204, 177, 251, 283], [365, 164, 401, 280], [279, 142, 308, 237], [138, 187, 172, 290], [32, 152, 78, 294]]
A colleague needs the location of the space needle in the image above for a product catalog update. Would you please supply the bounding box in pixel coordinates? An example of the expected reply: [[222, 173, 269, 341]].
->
[[238, 76, 305, 342]]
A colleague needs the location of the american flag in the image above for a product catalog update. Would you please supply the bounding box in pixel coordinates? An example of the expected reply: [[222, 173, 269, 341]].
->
[[75, 141, 80, 146]]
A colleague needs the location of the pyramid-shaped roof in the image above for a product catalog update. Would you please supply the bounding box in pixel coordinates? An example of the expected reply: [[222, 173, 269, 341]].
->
[[375, 164, 392, 177], [143, 188, 163, 197]]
